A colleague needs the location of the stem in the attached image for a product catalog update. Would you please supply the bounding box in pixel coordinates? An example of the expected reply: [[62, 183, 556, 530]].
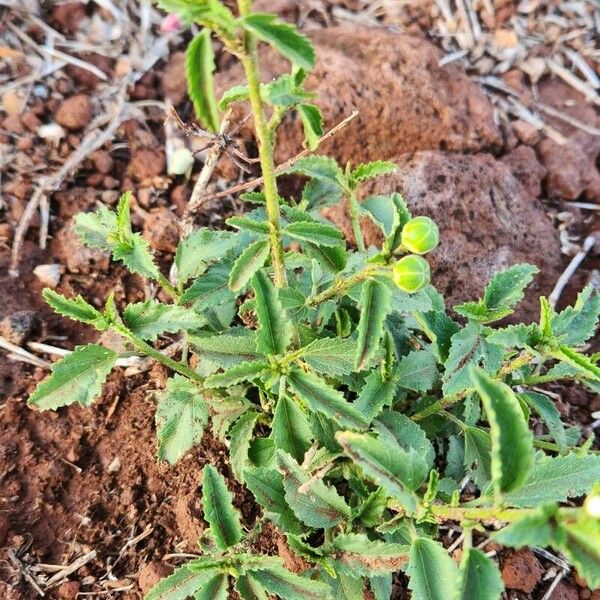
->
[[348, 188, 365, 252], [157, 273, 180, 302], [429, 504, 580, 524], [238, 0, 287, 288]]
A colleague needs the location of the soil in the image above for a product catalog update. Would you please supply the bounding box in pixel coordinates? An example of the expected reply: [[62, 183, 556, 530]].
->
[[1, 1, 599, 599]]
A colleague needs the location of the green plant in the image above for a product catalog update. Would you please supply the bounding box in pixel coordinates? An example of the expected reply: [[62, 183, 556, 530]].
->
[[29, 2, 600, 597]]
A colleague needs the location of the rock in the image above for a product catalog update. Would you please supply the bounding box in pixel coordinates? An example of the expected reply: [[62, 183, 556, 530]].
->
[[170, 184, 191, 217], [55, 95, 93, 131], [500, 145, 547, 197], [56, 581, 81, 600], [162, 52, 187, 106], [142, 208, 180, 253], [33, 264, 64, 288], [0, 311, 43, 345], [512, 119, 540, 146], [355, 151, 561, 320], [128, 149, 165, 181], [138, 561, 173, 595], [548, 581, 579, 600], [215, 27, 501, 165], [37, 122, 66, 146], [501, 549, 543, 593], [21, 112, 41, 132], [50, 2, 86, 33], [91, 150, 114, 175], [52, 219, 110, 273]]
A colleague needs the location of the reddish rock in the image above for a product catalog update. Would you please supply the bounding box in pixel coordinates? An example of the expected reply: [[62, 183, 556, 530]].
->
[[52, 219, 110, 273], [21, 111, 41, 132], [55, 95, 93, 131], [502, 549, 543, 593], [138, 561, 173, 595], [512, 119, 540, 146], [50, 2, 86, 33], [91, 150, 114, 175], [2, 114, 23, 134], [161, 52, 187, 106], [501, 145, 547, 197], [548, 581, 579, 600], [0, 311, 43, 345], [128, 149, 165, 181], [66, 53, 114, 90], [56, 581, 80, 600], [142, 208, 180, 253]]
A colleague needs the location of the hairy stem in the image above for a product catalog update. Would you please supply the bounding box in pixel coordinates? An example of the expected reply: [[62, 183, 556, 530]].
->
[[428, 503, 580, 524], [157, 273, 181, 302], [348, 188, 365, 252]]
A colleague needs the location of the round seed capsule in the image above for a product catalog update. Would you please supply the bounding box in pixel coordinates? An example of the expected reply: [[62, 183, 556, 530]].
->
[[401, 216, 439, 255], [392, 255, 430, 293]]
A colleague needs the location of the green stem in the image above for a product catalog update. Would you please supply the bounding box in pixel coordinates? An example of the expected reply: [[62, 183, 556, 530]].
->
[[157, 273, 180, 302], [348, 188, 365, 252], [239, 0, 287, 288], [429, 503, 580, 524]]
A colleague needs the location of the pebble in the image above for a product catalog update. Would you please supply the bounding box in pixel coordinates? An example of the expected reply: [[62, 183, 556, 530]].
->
[[33, 264, 64, 288], [55, 94, 93, 130]]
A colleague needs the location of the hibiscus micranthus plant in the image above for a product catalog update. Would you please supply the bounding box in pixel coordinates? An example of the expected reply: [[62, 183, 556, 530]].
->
[[29, 1, 600, 597]]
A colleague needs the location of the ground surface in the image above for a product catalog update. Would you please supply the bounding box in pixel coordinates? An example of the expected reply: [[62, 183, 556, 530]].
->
[[1, 1, 600, 599]]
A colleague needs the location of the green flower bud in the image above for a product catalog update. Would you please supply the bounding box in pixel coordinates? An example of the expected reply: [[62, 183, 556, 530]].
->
[[401, 216, 439, 255], [392, 255, 430, 293]]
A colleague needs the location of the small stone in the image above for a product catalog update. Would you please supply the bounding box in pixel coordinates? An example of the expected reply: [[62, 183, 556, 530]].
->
[[2, 90, 25, 116], [142, 207, 180, 253], [16, 136, 33, 151], [0, 311, 43, 345], [0, 223, 13, 242], [2, 114, 23, 134], [502, 549, 543, 593], [56, 581, 80, 600], [138, 562, 173, 595], [33, 264, 64, 288], [91, 150, 114, 175], [86, 172, 104, 187], [51, 2, 86, 33], [38, 122, 66, 146], [107, 456, 121, 473], [21, 111, 41, 132], [128, 149, 165, 181], [55, 94, 93, 131], [495, 29, 519, 48], [512, 119, 540, 145]]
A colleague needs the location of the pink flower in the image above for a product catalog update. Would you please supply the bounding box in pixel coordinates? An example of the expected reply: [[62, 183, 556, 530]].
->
[[160, 13, 182, 33]]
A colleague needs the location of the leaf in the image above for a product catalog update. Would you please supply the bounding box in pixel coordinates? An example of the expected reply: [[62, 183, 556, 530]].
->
[[493, 505, 559, 548], [471, 368, 533, 498], [248, 565, 330, 600], [202, 465, 243, 551], [43, 289, 109, 330], [284, 221, 343, 247], [156, 376, 208, 464], [355, 372, 397, 422], [181, 262, 236, 310], [330, 533, 409, 576], [204, 360, 270, 388], [415, 310, 460, 362], [242, 14, 315, 70], [557, 517, 600, 589], [287, 369, 368, 430], [252, 271, 293, 356], [123, 300, 205, 341], [549, 346, 600, 381], [551, 285, 600, 345], [504, 453, 600, 507], [113, 234, 160, 280], [356, 279, 392, 370], [229, 411, 260, 480], [455, 548, 503, 600], [218, 84, 250, 110], [73, 206, 116, 250], [323, 572, 364, 600], [229, 239, 271, 292], [264, 74, 314, 107], [395, 350, 438, 393], [354, 487, 388, 527], [486, 323, 541, 349], [145, 563, 220, 600], [351, 161, 397, 184], [271, 396, 312, 462], [463, 426, 492, 489], [407, 538, 458, 600], [299, 337, 357, 377], [519, 391, 567, 453], [185, 30, 219, 132], [235, 575, 268, 600], [277, 451, 351, 528], [370, 575, 392, 600], [286, 155, 343, 184], [28, 344, 117, 410], [299, 103, 323, 150], [305, 244, 347, 274], [302, 178, 343, 210], [335, 431, 419, 512], [195, 574, 229, 600], [227, 216, 271, 235], [190, 330, 261, 368]]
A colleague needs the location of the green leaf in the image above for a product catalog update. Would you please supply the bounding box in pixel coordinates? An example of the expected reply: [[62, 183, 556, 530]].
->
[[271, 396, 312, 462], [113, 233, 160, 280], [229, 239, 271, 292], [330, 533, 409, 576], [195, 574, 229, 600], [323, 572, 363, 600], [145, 563, 220, 600], [277, 451, 351, 528], [181, 262, 236, 310], [504, 453, 600, 507], [354, 487, 388, 527], [202, 465, 243, 551], [248, 565, 330, 600], [370, 575, 392, 600], [73, 206, 116, 250], [286, 155, 343, 184], [28, 344, 118, 410], [463, 426, 492, 489], [287, 369, 367, 430], [395, 350, 438, 393], [299, 103, 323, 150], [305, 244, 347, 274], [549, 345, 600, 381], [284, 221, 343, 247], [486, 323, 542, 349], [229, 411, 260, 480], [264, 74, 314, 107], [299, 337, 357, 377], [190, 330, 261, 368], [493, 505, 558, 548], [551, 285, 600, 345], [407, 538, 458, 600], [252, 271, 293, 356], [519, 391, 567, 453], [242, 14, 315, 70], [185, 30, 219, 132], [455, 547, 503, 600], [227, 216, 271, 235], [351, 161, 397, 184], [43, 289, 109, 330], [123, 299, 205, 340], [156, 375, 208, 464], [355, 372, 397, 422], [557, 517, 600, 589], [218, 84, 250, 110], [302, 178, 343, 210], [204, 360, 270, 388], [235, 575, 268, 600], [471, 367, 533, 498], [356, 279, 392, 370]]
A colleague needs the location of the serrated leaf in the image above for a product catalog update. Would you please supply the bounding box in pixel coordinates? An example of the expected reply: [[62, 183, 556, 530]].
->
[[202, 465, 243, 551], [299, 103, 323, 150], [486, 323, 542, 349], [355, 372, 397, 422], [145, 563, 220, 600], [305, 243, 347, 273], [242, 14, 315, 70], [549, 345, 600, 381], [123, 299, 205, 341], [286, 155, 343, 183], [493, 504, 558, 548], [229, 239, 271, 292], [557, 517, 600, 589], [195, 573, 228, 600], [354, 487, 387, 527], [356, 279, 392, 370], [323, 572, 363, 600], [415, 309, 460, 362], [287, 369, 367, 430], [351, 161, 397, 184], [218, 84, 250, 110], [185, 30, 219, 132], [370, 575, 392, 600], [190, 330, 261, 368], [252, 271, 293, 356], [504, 452, 600, 507], [407, 538, 458, 600], [248, 566, 330, 600], [227, 216, 270, 235], [519, 391, 567, 453], [264, 74, 314, 107], [73, 206, 117, 250], [395, 350, 438, 393], [271, 396, 312, 462], [43, 289, 109, 330], [284, 221, 343, 247], [181, 261, 236, 310], [229, 411, 260, 480], [156, 375, 208, 464], [471, 367, 533, 498], [302, 178, 343, 210], [204, 360, 270, 388], [299, 337, 357, 376], [463, 426, 492, 489], [455, 547, 503, 600], [235, 575, 268, 600], [552, 285, 600, 346], [28, 344, 117, 410], [113, 233, 160, 280], [277, 451, 351, 528]]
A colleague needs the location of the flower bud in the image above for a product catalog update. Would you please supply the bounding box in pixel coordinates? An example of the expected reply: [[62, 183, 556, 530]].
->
[[401, 216, 439, 255], [392, 255, 430, 293], [160, 13, 183, 33], [168, 147, 194, 177]]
